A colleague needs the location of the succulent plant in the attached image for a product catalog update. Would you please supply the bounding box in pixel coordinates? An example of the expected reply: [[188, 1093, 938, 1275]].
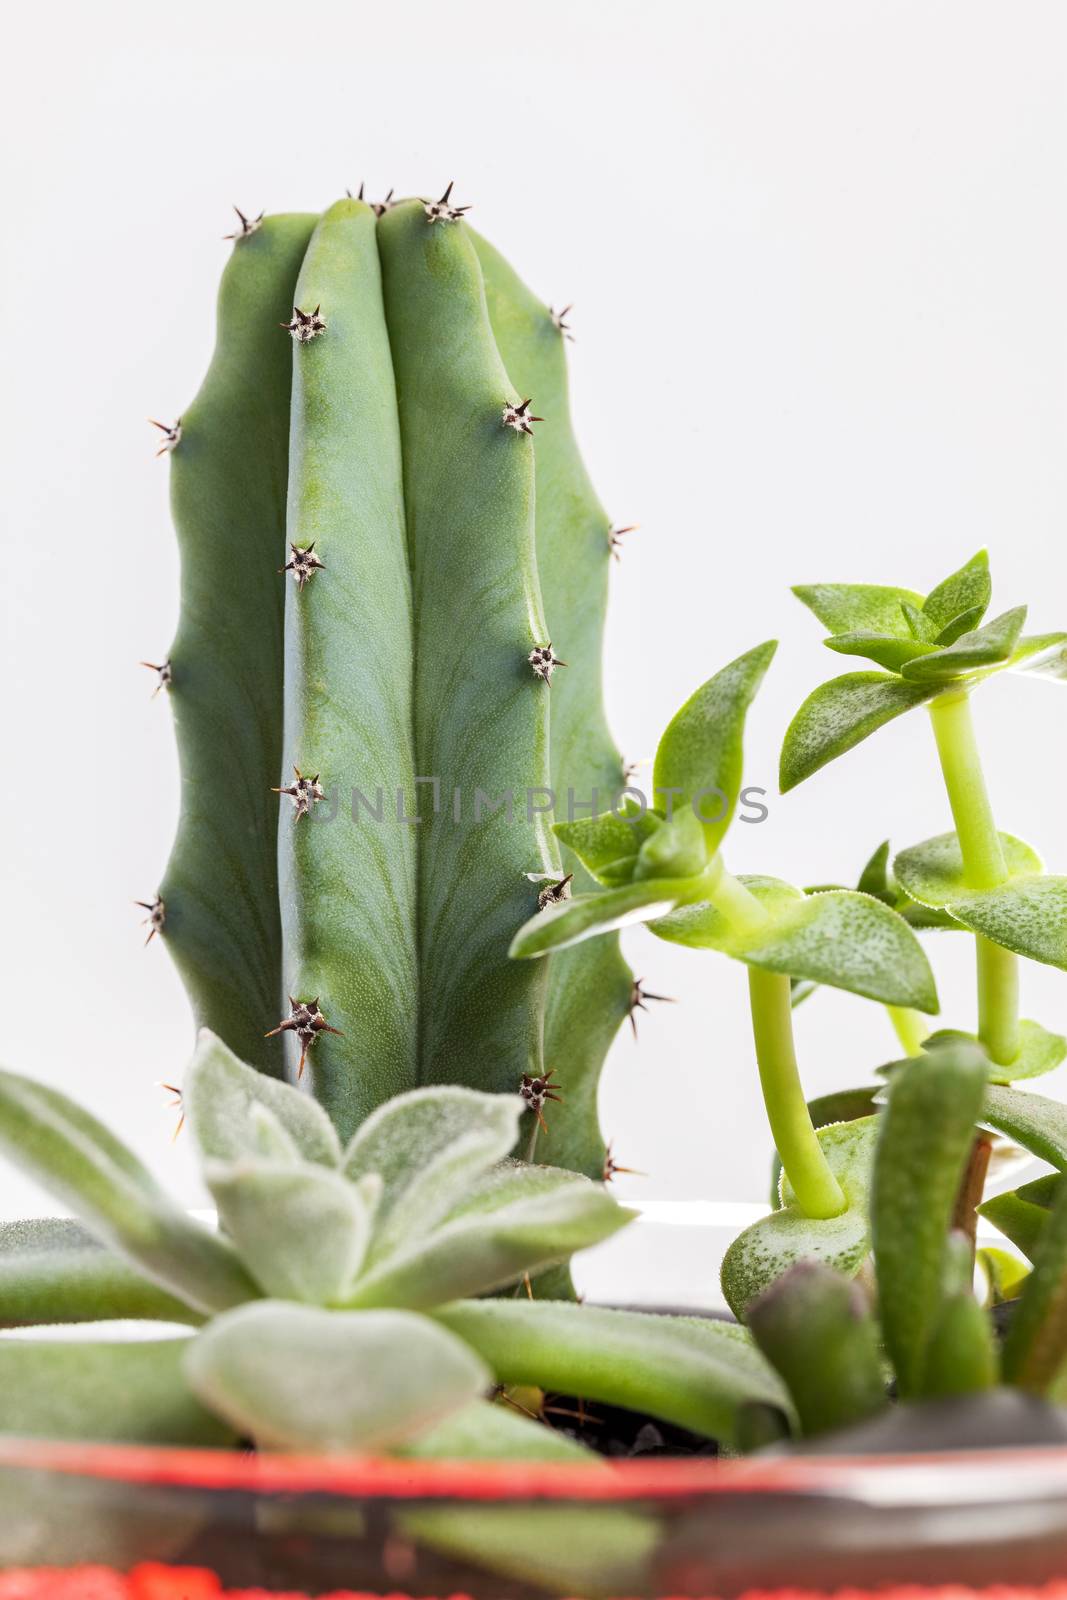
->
[[154, 191, 635, 1175]]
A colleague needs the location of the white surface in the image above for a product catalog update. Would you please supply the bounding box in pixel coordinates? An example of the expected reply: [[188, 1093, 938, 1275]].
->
[[2, 1, 1067, 1239]]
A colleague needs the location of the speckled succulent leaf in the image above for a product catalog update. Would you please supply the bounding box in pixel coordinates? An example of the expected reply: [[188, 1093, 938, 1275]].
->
[[0, 1338, 234, 1446], [633, 804, 707, 880], [920, 1276, 999, 1399], [1001, 1175, 1067, 1392], [780, 672, 940, 792], [824, 631, 933, 673], [982, 1084, 1067, 1169], [1011, 633, 1067, 679], [921, 549, 992, 632], [871, 1042, 989, 1398], [900, 606, 1027, 682], [746, 1262, 887, 1436], [856, 840, 894, 902], [792, 583, 925, 638], [720, 1118, 878, 1319], [902, 600, 942, 643], [0, 1220, 202, 1330], [434, 1298, 792, 1449], [980, 1174, 1061, 1261], [652, 642, 777, 854], [205, 1161, 380, 1304], [0, 1066, 257, 1316], [510, 874, 710, 960], [162, 214, 317, 1072], [341, 1086, 523, 1265], [184, 1301, 489, 1452], [934, 604, 987, 646], [768, 1088, 882, 1207], [651, 878, 938, 1011], [924, 1020, 1067, 1085], [894, 833, 1067, 970], [474, 229, 634, 1181], [552, 805, 663, 887], [185, 1029, 342, 1169], [345, 1162, 631, 1310]]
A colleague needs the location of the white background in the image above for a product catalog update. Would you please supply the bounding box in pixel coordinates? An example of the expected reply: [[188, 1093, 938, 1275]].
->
[[2, 0, 1066, 1226]]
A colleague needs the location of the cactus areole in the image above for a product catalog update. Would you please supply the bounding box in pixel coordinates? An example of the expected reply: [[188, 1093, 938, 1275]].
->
[[155, 194, 632, 1170]]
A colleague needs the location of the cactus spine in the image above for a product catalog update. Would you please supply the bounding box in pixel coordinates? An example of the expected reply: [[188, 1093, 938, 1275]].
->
[[157, 193, 633, 1168]]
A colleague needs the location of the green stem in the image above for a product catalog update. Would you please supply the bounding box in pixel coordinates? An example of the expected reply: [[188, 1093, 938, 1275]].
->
[[747, 966, 846, 1220], [887, 1005, 931, 1058], [977, 936, 1020, 1066], [703, 856, 772, 937], [928, 689, 1019, 1068], [928, 690, 1007, 890]]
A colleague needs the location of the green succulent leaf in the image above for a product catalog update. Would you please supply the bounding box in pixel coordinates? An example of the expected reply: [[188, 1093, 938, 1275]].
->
[[792, 583, 925, 639], [346, 1162, 632, 1310], [0, 1337, 233, 1444], [977, 1245, 1030, 1305], [721, 1118, 878, 1318], [921, 549, 992, 632], [342, 1086, 523, 1265], [509, 873, 710, 960], [652, 641, 777, 854], [825, 633, 932, 673], [769, 1088, 882, 1208], [401, 1400, 659, 1599], [894, 831, 1044, 907], [185, 1030, 342, 1168], [206, 1162, 380, 1305], [746, 1262, 887, 1436], [0, 1066, 257, 1316], [900, 606, 1027, 682], [651, 879, 938, 1012], [1001, 1176, 1067, 1393], [902, 601, 942, 644], [634, 804, 708, 880], [0, 1219, 201, 1329], [184, 1301, 490, 1451], [552, 805, 662, 887], [434, 1298, 792, 1449], [982, 1084, 1067, 1170], [856, 840, 894, 902], [780, 673, 940, 792], [980, 1174, 1061, 1262], [1012, 634, 1067, 679], [920, 1282, 999, 1398], [871, 1042, 990, 1398], [933, 604, 987, 646], [923, 1021, 1067, 1085]]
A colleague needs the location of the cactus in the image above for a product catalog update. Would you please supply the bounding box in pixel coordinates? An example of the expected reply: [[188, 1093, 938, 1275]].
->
[[156, 194, 632, 1166]]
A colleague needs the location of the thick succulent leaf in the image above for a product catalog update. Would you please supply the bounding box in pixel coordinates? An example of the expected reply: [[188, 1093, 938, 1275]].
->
[[857, 840, 894, 902], [792, 583, 924, 639], [934, 604, 987, 646], [956, 878, 1067, 972], [825, 632, 932, 673], [206, 1161, 379, 1304], [633, 805, 707, 879], [552, 805, 662, 887], [893, 830, 1043, 905], [980, 1174, 1061, 1261], [434, 1299, 792, 1448], [977, 1245, 1030, 1305], [902, 600, 942, 643], [983, 1084, 1067, 1170], [346, 1162, 632, 1309], [1012, 633, 1067, 679], [652, 879, 938, 1011], [747, 1262, 887, 1436], [900, 606, 1027, 682], [780, 673, 940, 791], [401, 1401, 659, 1599], [0, 1066, 257, 1316], [0, 1219, 201, 1329], [922, 549, 991, 632], [509, 873, 711, 960], [721, 1118, 878, 1318], [184, 1029, 342, 1169], [184, 1301, 489, 1451], [342, 1086, 523, 1265], [920, 1285, 998, 1398], [924, 1021, 1067, 1085], [1002, 1176, 1067, 1392], [0, 1337, 232, 1444], [652, 641, 777, 854], [870, 1042, 988, 1398]]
